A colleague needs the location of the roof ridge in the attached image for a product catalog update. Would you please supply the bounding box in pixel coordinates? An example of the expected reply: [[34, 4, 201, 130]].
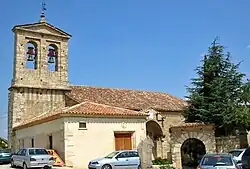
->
[[70, 85, 184, 101]]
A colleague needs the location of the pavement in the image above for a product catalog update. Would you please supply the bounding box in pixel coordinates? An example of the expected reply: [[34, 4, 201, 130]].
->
[[0, 164, 72, 169]]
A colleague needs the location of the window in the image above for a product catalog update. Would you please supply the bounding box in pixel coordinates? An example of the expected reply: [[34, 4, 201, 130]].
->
[[117, 152, 129, 158], [28, 149, 48, 155], [202, 156, 233, 166], [104, 151, 120, 158], [229, 150, 243, 157], [21, 149, 27, 156], [49, 135, 53, 149], [128, 151, 139, 157], [48, 44, 58, 72], [17, 149, 23, 155], [79, 122, 87, 129], [25, 41, 38, 69], [243, 147, 250, 156], [31, 138, 34, 148]]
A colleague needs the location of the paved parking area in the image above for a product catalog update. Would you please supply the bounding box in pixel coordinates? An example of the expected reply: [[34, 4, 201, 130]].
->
[[0, 164, 72, 169]]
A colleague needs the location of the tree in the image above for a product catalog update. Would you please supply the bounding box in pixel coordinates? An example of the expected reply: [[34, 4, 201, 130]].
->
[[183, 38, 249, 135]]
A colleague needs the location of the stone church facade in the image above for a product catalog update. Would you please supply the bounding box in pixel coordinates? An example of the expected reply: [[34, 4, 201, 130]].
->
[[8, 16, 216, 169]]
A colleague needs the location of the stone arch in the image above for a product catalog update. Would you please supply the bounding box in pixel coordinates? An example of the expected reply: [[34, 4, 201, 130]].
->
[[181, 138, 206, 168], [146, 120, 164, 159], [48, 44, 58, 71], [26, 41, 38, 69], [169, 123, 215, 169]]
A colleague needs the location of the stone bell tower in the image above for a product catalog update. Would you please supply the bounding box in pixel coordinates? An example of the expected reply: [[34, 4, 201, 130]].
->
[[8, 4, 72, 149]]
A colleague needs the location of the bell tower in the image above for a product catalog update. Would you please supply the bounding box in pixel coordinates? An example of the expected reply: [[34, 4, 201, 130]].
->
[[8, 3, 72, 149]]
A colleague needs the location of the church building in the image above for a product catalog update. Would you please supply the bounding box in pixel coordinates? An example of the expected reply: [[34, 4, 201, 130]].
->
[[8, 8, 216, 169]]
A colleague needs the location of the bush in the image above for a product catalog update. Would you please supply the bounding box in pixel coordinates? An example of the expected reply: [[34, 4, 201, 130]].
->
[[152, 158, 171, 165]]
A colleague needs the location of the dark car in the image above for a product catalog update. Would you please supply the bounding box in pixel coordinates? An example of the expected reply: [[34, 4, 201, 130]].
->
[[241, 147, 250, 169], [0, 149, 12, 164]]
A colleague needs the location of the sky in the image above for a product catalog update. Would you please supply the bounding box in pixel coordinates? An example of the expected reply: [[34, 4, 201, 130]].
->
[[0, 0, 250, 139]]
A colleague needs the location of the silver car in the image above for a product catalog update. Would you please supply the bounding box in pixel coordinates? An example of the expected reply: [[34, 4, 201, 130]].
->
[[11, 148, 55, 169], [198, 153, 241, 169], [88, 150, 140, 169]]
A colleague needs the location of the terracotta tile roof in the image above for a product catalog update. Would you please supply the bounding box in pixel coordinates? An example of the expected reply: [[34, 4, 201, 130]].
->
[[66, 85, 187, 112], [14, 102, 148, 130]]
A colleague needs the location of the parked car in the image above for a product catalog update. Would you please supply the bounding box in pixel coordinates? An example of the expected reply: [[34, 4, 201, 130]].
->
[[241, 147, 250, 169], [0, 149, 12, 164], [11, 148, 55, 169], [88, 150, 140, 169], [197, 153, 241, 169], [229, 149, 246, 163]]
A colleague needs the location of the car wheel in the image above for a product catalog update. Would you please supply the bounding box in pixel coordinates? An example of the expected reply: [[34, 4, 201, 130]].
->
[[102, 164, 112, 169], [23, 162, 28, 169], [10, 160, 15, 168]]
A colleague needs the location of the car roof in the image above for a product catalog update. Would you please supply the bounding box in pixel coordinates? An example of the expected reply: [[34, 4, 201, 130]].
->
[[23, 148, 46, 150], [203, 153, 232, 157], [116, 150, 137, 153], [229, 149, 246, 151]]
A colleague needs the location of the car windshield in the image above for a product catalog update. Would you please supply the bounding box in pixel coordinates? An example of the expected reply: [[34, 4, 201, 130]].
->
[[0, 149, 11, 153], [229, 150, 243, 157], [202, 156, 233, 166], [104, 151, 120, 158], [28, 149, 48, 155]]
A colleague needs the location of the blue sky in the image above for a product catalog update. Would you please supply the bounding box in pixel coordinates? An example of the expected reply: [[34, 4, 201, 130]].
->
[[0, 0, 250, 139]]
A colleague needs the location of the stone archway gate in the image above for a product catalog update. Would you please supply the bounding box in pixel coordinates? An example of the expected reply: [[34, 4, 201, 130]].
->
[[169, 123, 216, 169]]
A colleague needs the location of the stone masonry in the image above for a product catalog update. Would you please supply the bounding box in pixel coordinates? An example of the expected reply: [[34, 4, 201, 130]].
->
[[8, 21, 71, 150]]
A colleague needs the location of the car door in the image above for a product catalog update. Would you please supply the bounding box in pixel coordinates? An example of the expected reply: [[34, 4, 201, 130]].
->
[[242, 148, 250, 169], [19, 148, 27, 166], [127, 151, 140, 169], [114, 151, 130, 169], [14, 149, 23, 167]]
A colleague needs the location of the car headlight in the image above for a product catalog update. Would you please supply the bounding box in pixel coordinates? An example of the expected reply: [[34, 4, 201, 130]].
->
[[91, 161, 99, 165]]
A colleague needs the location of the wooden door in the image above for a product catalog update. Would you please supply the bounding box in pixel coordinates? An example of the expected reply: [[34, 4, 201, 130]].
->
[[115, 133, 132, 150]]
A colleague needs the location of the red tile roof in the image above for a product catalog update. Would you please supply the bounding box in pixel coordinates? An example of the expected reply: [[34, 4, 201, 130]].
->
[[66, 86, 187, 112], [14, 102, 148, 130]]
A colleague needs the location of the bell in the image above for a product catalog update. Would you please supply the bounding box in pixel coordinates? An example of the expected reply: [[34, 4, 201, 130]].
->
[[27, 55, 34, 61], [27, 47, 35, 55], [48, 56, 55, 63], [48, 48, 56, 57]]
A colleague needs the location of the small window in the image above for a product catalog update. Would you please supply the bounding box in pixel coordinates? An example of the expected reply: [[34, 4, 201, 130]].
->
[[79, 122, 87, 129], [31, 138, 34, 148]]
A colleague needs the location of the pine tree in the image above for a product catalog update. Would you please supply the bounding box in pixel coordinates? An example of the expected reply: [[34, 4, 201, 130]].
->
[[183, 38, 248, 134]]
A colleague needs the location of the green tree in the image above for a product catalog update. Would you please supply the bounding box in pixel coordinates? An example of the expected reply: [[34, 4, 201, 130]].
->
[[183, 38, 248, 134]]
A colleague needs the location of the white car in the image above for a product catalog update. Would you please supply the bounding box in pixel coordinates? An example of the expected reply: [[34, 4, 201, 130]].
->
[[11, 148, 55, 169], [88, 150, 140, 169], [229, 148, 246, 162]]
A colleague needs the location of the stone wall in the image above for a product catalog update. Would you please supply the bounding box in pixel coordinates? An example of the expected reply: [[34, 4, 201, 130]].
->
[[11, 26, 70, 89], [215, 135, 248, 152], [8, 22, 71, 148]]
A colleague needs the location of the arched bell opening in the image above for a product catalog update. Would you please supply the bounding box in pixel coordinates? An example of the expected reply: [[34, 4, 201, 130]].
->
[[181, 138, 206, 169], [26, 41, 38, 69], [146, 120, 164, 160], [48, 44, 58, 72]]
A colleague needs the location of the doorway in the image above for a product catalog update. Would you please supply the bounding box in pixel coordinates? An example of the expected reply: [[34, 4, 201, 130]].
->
[[114, 133, 132, 150], [181, 138, 206, 169]]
